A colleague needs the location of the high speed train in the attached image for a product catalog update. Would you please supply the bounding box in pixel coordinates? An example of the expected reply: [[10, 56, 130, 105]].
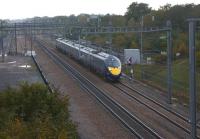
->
[[56, 38, 121, 81]]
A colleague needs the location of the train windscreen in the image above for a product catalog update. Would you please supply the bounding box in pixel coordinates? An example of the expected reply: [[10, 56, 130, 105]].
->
[[105, 56, 121, 67]]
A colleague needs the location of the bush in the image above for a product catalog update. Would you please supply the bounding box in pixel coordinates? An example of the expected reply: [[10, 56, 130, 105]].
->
[[0, 82, 78, 139], [153, 54, 167, 64]]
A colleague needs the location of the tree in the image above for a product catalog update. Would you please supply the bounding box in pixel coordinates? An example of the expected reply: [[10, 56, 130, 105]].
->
[[159, 4, 171, 11], [125, 2, 152, 22], [0, 82, 78, 138], [113, 34, 126, 48], [173, 33, 188, 58]]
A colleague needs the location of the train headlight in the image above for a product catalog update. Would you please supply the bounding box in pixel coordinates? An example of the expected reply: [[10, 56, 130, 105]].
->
[[108, 67, 112, 71], [108, 67, 121, 75]]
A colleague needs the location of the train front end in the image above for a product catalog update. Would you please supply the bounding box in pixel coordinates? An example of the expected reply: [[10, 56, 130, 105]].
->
[[105, 56, 122, 81]]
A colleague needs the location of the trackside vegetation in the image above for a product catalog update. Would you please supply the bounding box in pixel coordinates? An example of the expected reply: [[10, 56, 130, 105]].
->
[[0, 82, 78, 139]]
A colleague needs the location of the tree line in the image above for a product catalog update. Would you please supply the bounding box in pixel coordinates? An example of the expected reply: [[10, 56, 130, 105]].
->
[[2, 2, 200, 64]]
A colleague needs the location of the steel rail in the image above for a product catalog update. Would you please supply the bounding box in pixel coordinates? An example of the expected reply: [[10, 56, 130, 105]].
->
[[115, 82, 199, 138], [121, 81, 200, 129], [36, 39, 163, 139], [113, 84, 191, 134]]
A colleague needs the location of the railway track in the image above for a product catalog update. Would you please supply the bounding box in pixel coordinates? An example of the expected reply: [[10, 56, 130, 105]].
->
[[35, 37, 200, 138], [120, 80, 199, 127], [121, 78, 200, 130], [109, 81, 200, 138], [35, 39, 163, 139]]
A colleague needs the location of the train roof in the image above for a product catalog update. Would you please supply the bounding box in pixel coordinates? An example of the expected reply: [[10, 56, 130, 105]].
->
[[56, 38, 111, 60]]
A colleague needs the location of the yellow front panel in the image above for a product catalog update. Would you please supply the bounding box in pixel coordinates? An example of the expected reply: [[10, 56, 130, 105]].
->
[[108, 67, 121, 76]]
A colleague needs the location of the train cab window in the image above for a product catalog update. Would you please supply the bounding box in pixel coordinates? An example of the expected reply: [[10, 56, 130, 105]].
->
[[105, 56, 121, 67]]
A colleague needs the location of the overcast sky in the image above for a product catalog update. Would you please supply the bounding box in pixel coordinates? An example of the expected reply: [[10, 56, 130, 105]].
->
[[0, 0, 199, 20]]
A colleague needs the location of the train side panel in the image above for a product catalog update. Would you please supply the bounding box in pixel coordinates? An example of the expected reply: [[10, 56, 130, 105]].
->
[[56, 39, 121, 81]]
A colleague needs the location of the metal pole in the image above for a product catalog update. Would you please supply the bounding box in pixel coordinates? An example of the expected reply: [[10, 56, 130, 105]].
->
[[0, 37, 4, 62], [25, 28, 27, 54], [30, 25, 32, 56], [33, 19, 35, 41], [0, 22, 4, 62], [78, 30, 81, 58], [2, 38, 4, 62], [97, 16, 100, 28], [189, 20, 196, 139], [140, 16, 143, 79], [109, 21, 112, 54], [167, 20, 172, 104], [15, 23, 17, 55]]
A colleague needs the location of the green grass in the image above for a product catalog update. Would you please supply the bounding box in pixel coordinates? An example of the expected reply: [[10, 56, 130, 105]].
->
[[123, 59, 200, 107]]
